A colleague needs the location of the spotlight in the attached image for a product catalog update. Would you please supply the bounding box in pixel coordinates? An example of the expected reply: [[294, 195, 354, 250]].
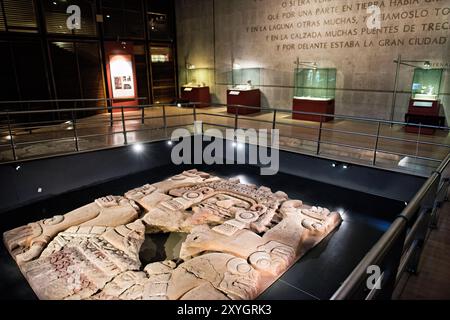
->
[[331, 163, 337, 168], [37, 187, 43, 193], [132, 143, 144, 153], [67, 126, 73, 130], [15, 165, 21, 171], [404, 202, 408, 206], [337, 208, 345, 215], [53, 1, 57, 5], [106, 15, 111, 18], [167, 141, 173, 146], [424, 61, 431, 68], [177, 103, 182, 108], [343, 164, 348, 169]]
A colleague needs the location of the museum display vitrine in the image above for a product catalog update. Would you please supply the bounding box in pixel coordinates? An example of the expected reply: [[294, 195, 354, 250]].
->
[[232, 68, 262, 90], [184, 68, 214, 88], [406, 68, 444, 135], [3, 169, 342, 300], [180, 68, 214, 107], [227, 68, 262, 115], [411, 68, 443, 101], [293, 68, 337, 122]]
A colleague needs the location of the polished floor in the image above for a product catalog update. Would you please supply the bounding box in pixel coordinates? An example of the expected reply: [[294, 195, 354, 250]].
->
[[1, 106, 449, 176], [0, 164, 405, 300]]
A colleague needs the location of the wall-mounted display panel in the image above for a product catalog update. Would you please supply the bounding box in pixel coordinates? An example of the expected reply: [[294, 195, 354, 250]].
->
[[109, 55, 136, 99]]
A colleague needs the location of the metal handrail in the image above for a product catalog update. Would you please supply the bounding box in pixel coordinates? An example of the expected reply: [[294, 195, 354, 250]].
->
[[1, 101, 449, 176], [193, 102, 450, 131], [0, 97, 149, 105], [331, 153, 450, 300], [2, 101, 450, 132]]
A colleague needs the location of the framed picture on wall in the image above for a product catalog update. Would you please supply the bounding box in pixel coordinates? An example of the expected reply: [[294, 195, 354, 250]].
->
[[109, 54, 136, 99]]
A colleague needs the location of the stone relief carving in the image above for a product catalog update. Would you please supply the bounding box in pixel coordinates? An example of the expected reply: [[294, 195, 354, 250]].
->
[[3, 169, 342, 300]]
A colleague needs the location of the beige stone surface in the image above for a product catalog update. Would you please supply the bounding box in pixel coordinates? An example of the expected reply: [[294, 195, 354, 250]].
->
[[3, 169, 342, 300]]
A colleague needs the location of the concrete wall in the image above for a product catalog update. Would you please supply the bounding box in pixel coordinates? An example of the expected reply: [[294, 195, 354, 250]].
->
[[175, 0, 450, 122]]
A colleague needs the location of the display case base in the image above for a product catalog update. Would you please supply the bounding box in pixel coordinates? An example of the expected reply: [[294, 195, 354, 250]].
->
[[408, 99, 440, 116], [293, 98, 335, 122], [180, 86, 211, 108], [227, 89, 261, 115], [404, 113, 445, 135]]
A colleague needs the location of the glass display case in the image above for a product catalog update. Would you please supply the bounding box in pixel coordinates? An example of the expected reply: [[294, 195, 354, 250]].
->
[[232, 68, 262, 90], [182, 68, 214, 88], [411, 68, 443, 101], [294, 68, 337, 100]]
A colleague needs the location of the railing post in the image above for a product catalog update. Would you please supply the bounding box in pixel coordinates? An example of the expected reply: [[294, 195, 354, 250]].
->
[[6, 112, 17, 161], [110, 105, 114, 127], [272, 110, 277, 130], [272, 109, 277, 146], [234, 106, 239, 131], [373, 121, 381, 166], [406, 208, 432, 274], [430, 178, 449, 229], [121, 106, 128, 145], [162, 105, 168, 138], [141, 104, 145, 125], [390, 54, 401, 126], [72, 103, 79, 152], [193, 103, 197, 122], [415, 123, 422, 160], [316, 116, 323, 155]]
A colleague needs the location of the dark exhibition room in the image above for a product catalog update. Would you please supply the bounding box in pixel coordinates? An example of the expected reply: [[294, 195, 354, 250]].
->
[[0, 0, 449, 307]]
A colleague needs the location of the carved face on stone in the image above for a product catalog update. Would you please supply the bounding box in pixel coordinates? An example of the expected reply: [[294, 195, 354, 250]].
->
[[192, 194, 253, 221]]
